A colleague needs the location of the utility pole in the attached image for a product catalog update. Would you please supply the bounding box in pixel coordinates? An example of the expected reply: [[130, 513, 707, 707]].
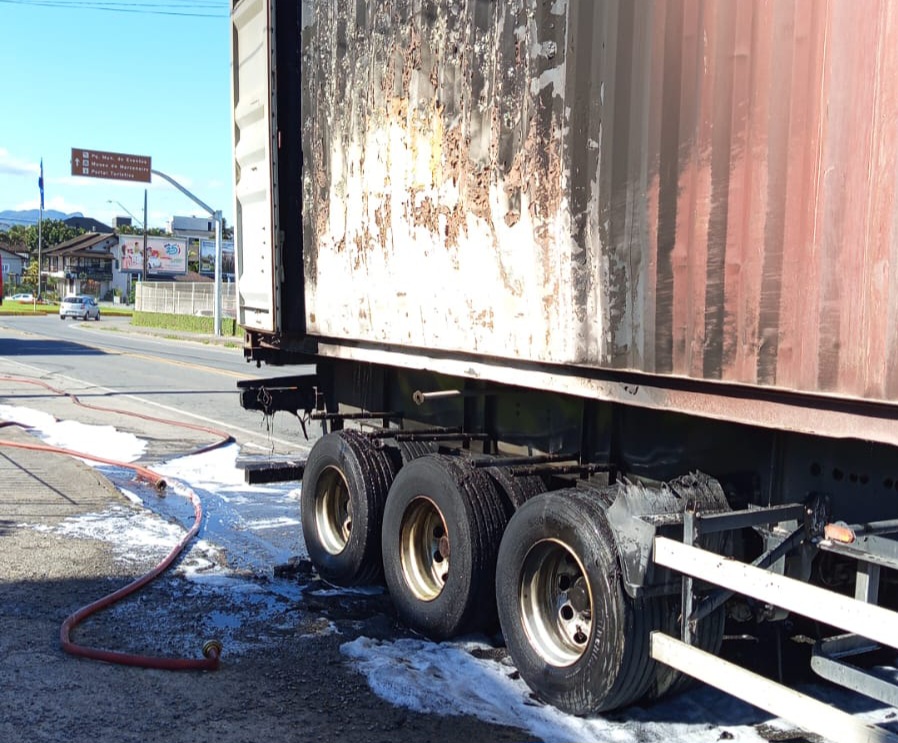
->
[[107, 198, 144, 304], [37, 209, 42, 300]]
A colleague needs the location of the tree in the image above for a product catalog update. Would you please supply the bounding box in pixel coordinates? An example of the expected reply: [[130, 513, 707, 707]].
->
[[40, 220, 82, 251], [5, 221, 83, 256], [117, 224, 169, 237], [5, 225, 31, 252], [21, 259, 39, 292]]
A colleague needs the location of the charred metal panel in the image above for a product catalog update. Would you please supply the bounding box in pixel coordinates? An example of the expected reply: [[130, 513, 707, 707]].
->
[[295, 1, 898, 409]]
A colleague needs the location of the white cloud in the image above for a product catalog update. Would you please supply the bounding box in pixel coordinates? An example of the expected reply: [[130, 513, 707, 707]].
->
[[0, 148, 38, 177], [13, 195, 86, 215]]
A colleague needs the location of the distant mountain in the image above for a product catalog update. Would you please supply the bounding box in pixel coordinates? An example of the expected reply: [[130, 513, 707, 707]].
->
[[0, 209, 83, 228]]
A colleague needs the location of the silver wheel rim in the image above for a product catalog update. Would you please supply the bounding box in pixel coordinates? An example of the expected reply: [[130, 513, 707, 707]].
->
[[314, 465, 352, 555], [519, 539, 593, 667], [399, 497, 450, 601]]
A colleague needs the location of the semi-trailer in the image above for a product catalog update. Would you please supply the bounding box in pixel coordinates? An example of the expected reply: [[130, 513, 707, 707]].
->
[[231, 2, 898, 738]]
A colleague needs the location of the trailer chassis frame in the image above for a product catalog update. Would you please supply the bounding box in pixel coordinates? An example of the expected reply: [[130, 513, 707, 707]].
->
[[652, 504, 898, 743]]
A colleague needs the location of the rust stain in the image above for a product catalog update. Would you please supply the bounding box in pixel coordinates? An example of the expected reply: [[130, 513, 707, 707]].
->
[[428, 100, 444, 188], [302, 0, 898, 407], [374, 199, 391, 253], [401, 25, 421, 97], [472, 307, 495, 331], [505, 109, 563, 245], [389, 96, 408, 120]]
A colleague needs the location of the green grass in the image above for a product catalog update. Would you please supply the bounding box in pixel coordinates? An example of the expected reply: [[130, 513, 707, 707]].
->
[[100, 307, 134, 317], [0, 301, 56, 315], [131, 311, 239, 336], [0, 301, 236, 339]]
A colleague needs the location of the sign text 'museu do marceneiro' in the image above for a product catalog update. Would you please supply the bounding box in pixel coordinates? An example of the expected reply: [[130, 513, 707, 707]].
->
[[71, 148, 152, 183]]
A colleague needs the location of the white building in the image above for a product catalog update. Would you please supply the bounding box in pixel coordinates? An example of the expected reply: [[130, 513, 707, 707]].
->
[[168, 215, 215, 238]]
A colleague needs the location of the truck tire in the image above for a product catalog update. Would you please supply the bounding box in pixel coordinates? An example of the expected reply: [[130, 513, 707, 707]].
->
[[395, 440, 440, 464], [484, 466, 546, 510], [495, 488, 660, 714], [301, 431, 396, 586], [381, 454, 508, 639], [647, 597, 725, 700]]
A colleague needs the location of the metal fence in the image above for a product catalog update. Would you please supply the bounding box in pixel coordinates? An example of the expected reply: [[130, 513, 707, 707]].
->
[[135, 281, 237, 318]]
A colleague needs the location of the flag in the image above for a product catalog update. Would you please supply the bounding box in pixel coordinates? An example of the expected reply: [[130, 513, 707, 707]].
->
[[38, 159, 44, 211]]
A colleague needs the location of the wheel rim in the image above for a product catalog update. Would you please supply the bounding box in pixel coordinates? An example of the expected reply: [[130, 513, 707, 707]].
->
[[398, 496, 450, 601], [519, 539, 593, 667], [314, 465, 352, 555]]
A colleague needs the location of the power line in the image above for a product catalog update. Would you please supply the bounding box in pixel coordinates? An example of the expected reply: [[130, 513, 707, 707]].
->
[[1, 0, 227, 7], [0, 0, 227, 18]]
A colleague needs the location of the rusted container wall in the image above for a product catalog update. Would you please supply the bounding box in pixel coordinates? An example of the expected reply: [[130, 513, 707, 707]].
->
[[300, 0, 898, 405]]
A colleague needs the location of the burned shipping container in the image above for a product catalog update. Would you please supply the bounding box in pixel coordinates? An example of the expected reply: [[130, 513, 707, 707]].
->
[[235, 0, 898, 443], [232, 1, 898, 731]]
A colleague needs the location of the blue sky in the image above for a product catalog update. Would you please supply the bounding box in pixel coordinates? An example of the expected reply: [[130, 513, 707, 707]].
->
[[0, 0, 233, 229]]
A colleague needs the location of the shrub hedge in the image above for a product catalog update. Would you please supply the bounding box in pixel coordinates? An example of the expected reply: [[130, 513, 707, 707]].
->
[[131, 311, 239, 336]]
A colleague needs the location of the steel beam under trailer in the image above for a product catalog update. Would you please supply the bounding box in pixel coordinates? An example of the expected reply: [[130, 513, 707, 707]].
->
[[651, 634, 897, 743], [652, 536, 898, 743]]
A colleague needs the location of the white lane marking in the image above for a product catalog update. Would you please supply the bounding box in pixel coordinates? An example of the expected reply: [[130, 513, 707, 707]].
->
[[0, 356, 309, 451]]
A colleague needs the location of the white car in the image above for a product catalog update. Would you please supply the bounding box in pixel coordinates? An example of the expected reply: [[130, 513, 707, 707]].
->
[[59, 295, 100, 321], [10, 293, 35, 302]]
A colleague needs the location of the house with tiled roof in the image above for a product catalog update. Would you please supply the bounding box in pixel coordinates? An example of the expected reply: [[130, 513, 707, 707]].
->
[[42, 232, 128, 299], [0, 246, 27, 292]]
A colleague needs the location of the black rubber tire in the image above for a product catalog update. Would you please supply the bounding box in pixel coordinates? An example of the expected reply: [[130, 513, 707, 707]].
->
[[496, 488, 661, 715], [381, 454, 509, 639], [301, 430, 396, 586], [646, 599, 725, 700], [395, 440, 441, 465], [484, 466, 546, 510]]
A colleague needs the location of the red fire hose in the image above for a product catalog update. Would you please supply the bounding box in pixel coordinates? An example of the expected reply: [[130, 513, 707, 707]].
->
[[59, 478, 222, 670], [0, 437, 167, 490], [0, 376, 234, 452], [0, 375, 238, 671]]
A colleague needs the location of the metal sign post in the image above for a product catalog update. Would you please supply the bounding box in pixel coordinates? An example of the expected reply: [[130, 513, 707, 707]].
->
[[70, 148, 224, 335], [149, 168, 223, 336]]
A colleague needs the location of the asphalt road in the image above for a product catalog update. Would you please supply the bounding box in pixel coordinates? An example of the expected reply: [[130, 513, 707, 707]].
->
[[0, 314, 317, 456], [0, 318, 532, 743]]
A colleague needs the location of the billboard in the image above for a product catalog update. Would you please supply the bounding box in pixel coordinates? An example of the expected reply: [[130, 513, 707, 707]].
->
[[119, 236, 188, 275], [199, 239, 235, 276]]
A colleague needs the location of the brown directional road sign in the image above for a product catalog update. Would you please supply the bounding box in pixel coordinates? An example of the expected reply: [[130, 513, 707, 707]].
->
[[70, 148, 152, 183]]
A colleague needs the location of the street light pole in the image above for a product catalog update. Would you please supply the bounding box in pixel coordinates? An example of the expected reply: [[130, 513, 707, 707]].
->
[[106, 199, 144, 229], [213, 209, 222, 334], [143, 189, 148, 284], [149, 168, 222, 336], [107, 198, 144, 302]]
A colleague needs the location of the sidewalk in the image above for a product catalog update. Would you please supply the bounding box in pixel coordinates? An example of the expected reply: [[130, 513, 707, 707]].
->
[[0, 424, 125, 573]]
